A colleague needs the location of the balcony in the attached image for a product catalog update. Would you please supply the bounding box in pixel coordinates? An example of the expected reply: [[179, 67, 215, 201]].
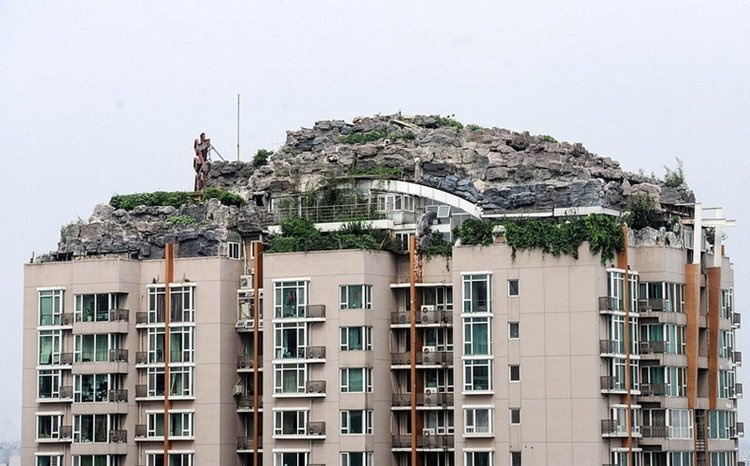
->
[[640, 341, 667, 354], [391, 351, 453, 366], [640, 383, 668, 397], [109, 349, 128, 363], [601, 419, 628, 437], [641, 425, 669, 438], [599, 340, 625, 355], [305, 380, 326, 395], [108, 389, 128, 402], [305, 346, 326, 360], [733, 312, 741, 328], [390, 311, 453, 326], [600, 376, 626, 392], [599, 297, 623, 313], [391, 434, 454, 449], [236, 395, 262, 411], [276, 304, 326, 320], [392, 392, 454, 407], [306, 421, 326, 438], [237, 354, 262, 369], [237, 436, 256, 451], [60, 313, 74, 326], [109, 309, 129, 322], [638, 299, 669, 312], [109, 429, 127, 443]]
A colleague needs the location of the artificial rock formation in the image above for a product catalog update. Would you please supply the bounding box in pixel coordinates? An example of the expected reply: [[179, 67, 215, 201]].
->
[[41, 114, 692, 262]]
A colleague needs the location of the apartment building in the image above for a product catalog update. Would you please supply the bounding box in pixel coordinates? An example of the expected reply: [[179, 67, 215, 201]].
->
[[22, 179, 741, 466]]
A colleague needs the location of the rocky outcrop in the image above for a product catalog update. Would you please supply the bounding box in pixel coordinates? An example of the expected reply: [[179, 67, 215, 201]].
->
[[40, 113, 694, 262]]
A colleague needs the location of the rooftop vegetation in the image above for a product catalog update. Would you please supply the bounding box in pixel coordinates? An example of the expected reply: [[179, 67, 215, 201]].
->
[[109, 187, 244, 211], [268, 218, 399, 253]]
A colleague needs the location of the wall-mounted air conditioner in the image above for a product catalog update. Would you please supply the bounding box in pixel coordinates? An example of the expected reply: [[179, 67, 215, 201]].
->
[[422, 428, 435, 436], [421, 305, 436, 312], [422, 346, 437, 353]]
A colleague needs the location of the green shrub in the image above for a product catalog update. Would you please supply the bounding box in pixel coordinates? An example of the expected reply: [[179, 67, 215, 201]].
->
[[466, 124, 486, 131], [538, 134, 557, 143], [419, 233, 453, 257], [624, 194, 662, 230], [454, 218, 495, 246], [435, 115, 463, 130], [253, 149, 271, 167], [203, 187, 245, 207], [663, 157, 685, 188], [165, 215, 198, 226], [109, 191, 193, 211]]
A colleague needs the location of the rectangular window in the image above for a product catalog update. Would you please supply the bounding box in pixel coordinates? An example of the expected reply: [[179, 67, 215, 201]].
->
[[464, 360, 491, 392], [274, 410, 308, 436], [74, 334, 119, 363], [464, 317, 491, 355], [424, 410, 454, 434], [148, 285, 195, 324], [38, 369, 62, 399], [274, 281, 308, 318], [228, 241, 242, 259], [464, 407, 493, 434], [340, 326, 373, 351], [341, 452, 372, 466], [668, 409, 692, 439], [340, 285, 372, 310], [510, 452, 521, 466], [74, 293, 121, 323], [73, 414, 114, 443], [274, 363, 306, 394], [274, 452, 307, 466], [509, 365, 520, 382], [38, 330, 63, 365], [465, 451, 493, 466], [74, 374, 109, 402], [274, 322, 307, 359], [421, 286, 454, 310], [147, 366, 193, 397], [510, 408, 521, 425], [423, 327, 453, 352], [508, 322, 519, 339], [463, 274, 491, 313], [341, 410, 373, 434], [37, 414, 62, 440], [36, 456, 64, 466], [39, 289, 64, 326], [72, 456, 119, 466], [718, 369, 735, 399], [341, 368, 373, 393], [147, 453, 193, 466], [507, 279, 519, 296], [145, 412, 193, 438]]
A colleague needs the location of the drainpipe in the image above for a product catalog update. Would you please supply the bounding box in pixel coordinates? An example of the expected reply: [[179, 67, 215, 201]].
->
[[163, 243, 174, 462]]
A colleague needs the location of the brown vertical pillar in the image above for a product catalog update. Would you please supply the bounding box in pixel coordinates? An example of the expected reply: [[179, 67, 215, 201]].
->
[[685, 263, 701, 409], [707, 266, 721, 409], [252, 241, 264, 466], [163, 243, 175, 461], [409, 236, 423, 466]]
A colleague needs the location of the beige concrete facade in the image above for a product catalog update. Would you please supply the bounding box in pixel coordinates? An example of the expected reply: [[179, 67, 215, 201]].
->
[[22, 235, 741, 466]]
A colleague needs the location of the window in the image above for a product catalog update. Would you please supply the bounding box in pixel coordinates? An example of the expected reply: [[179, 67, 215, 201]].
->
[[463, 274, 491, 313], [228, 241, 242, 259], [146, 326, 196, 363], [148, 285, 195, 324], [709, 410, 735, 439], [508, 322, 519, 339], [510, 408, 521, 425], [274, 280, 308, 318], [36, 456, 64, 466], [510, 452, 521, 466], [74, 293, 121, 322], [274, 363, 306, 394], [424, 327, 453, 352], [74, 374, 109, 402], [464, 317, 491, 355], [341, 452, 372, 466], [509, 365, 520, 382], [274, 322, 307, 359], [464, 360, 491, 392], [718, 369, 735, 399], [340, 285, 372, 310], [376, 193, 413, 212], [75, 334, 119, 363], [507, 279, 519, 296], [424, 410, 454, 434], [146, 412, 193, 438], [38, 330, 63, 365], [710, 451, 736, 466], [72, 456, 119, 466], [38, 369, 62, 399], [273, 410, 308, 436], [422, 286, 453, 310], [341, 368, 372, 392], [147, 366, 193, 397], [464, 407, 493, 434], [274, 452, 307, 466], [425, 368, 454, 393], [341, 410, 373, 434], [39, 289, 64, 326], [146, 453, 193, 466], [721, 289, 734, 319], [719, 329, 734, 359], [465, 451, 493, 466], [668, 409, 692, 439], [340, 327, 373, 351], [37, 414, 62, 440], [73, 414, 115, 443]]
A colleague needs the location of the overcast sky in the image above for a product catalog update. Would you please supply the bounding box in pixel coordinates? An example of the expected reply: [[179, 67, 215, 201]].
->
[[1, 0, 749, 447]]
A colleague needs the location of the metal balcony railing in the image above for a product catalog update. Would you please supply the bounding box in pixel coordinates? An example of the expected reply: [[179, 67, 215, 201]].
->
[[108, 389, 127, 402], [135, 352, 148, 364], [135, 424, 147, 438], [306, 421, 326, 437], [305, 346, 326, 359], [109, 429, 127, 443], [109, 309, 129, 322], [391, 351, 453, 365], [598, 297, 622, 312], [237, 354, 256, 369], [60, 385, 74, 399], [236, 395, 262, 409], [599, 339, 624, 354], [60, 313, 74, 326], [305, 380, 326, 394], [640, 341, 667, 354], [109, 349, 128, 363], [59, 352, 74, 365], [391, 434, 454, 448], [601, 419, 627, 436], [136, 312, 149, 324], [641, 425, 669, 438], [638, 298, 669, 312], [135, 384, 148, 398], [640, 383, 668, 396], [272, 202, 387, 224], [237, 436, 254, 450]]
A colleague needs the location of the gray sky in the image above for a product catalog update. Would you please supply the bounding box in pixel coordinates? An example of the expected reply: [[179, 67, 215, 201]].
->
[[2, 0, 749, 446]]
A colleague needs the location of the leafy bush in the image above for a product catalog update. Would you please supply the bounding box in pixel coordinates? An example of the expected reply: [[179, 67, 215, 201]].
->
[[624, 194, 662, 230], [110, 191, 193, 211], [454, 218, 495, 246], [435, 115, 463, 130], [466, 124, 486, 131], [340, 130, 388, 144], [538, 135, 557, 143], [203, 187, 245, 207], [663, 157, 685, 188], [165, 215, 198, 226], [419, 232, 453, 257], [253, 149, 271, 167], [267, 219, 398, 253]]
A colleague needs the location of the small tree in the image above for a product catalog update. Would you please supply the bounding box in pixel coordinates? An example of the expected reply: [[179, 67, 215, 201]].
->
[[625, 194, 662, 230], [253, 149, 272, 167], [663, 157, 685, 188]]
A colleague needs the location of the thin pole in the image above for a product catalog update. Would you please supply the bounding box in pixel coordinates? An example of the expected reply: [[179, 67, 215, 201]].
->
[[252, 241, 263, 466], [163, 243, 175, 463], [237, 94, 241, 161]]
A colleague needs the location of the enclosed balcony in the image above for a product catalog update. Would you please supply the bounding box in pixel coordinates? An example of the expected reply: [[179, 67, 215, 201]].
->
[[390, 310, 453, 327], [236, 394, 263, 412], [392, 392, 454, 408]]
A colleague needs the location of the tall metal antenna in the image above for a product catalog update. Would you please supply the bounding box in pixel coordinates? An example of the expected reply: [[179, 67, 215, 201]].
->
[[237, 94, 241, 161]]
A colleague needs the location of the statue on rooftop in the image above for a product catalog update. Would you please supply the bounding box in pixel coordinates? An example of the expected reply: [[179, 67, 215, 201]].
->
[[193, 133, 211, 191]]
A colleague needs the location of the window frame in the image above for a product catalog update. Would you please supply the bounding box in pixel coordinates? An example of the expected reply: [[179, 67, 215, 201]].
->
[[340, 368, 373, 393], [464, 407, 493, 435], [340, 409, 373, 435], [340, 285, 373, 310]]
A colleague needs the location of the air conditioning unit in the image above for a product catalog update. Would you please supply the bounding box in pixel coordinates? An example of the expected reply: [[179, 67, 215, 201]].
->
[[421, 305, 436, 312], [639, 342, 652, 354], [307, 424, 324, 436], [422, 428, 435, 436], [422, 346, 437, 353], [240, 275, 253, 289], [233, 384, 243, 396], [424, 387, 435, 395]]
